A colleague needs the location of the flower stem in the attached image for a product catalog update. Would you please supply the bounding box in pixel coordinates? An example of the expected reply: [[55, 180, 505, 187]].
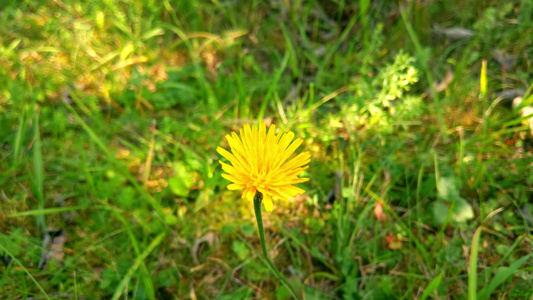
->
[[253, 191, 300, 299], [253, 192, 269, 258]]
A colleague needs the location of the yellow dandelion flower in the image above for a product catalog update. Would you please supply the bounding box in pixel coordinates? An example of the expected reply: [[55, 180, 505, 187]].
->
[[217, 122, 310, 212]]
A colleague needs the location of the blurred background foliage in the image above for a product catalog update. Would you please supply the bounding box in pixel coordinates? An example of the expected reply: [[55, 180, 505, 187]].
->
[[0, 0, 532, 299]]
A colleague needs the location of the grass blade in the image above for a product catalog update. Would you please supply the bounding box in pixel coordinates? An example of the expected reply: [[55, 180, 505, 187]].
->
[[112, 232, 166, 300], [420, 271, 443, 300], [9, 203, 156, 299], [359, 0, 370, 46], [0, 244, 51, 300], [399, 5, 447, 140], [0, 259, 13, 290], [32, 109, 46, 230], [482, 235, 524, 277], [468, 226, 483, 300], [480, 253, 533, 300], [231, 227, 301, 299], [106, 204, 157, 300], [279, 23, 299, 78], [8, 206, 83, 217], [12, 109, 26, 164], [64, 99, 167, 223], [257, 51, 291, 121], [277, 222, 338, 275]]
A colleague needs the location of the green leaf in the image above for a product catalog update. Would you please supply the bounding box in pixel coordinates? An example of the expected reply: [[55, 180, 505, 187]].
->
[[164, 214, 178, 225], [454, 198, 474, 222], [276, 285, 291, 300], [232, 240, 249, 261], [431, 200, 449, 225], [221, 225, 233, 236], [217, 287, 252, 300], [118, 186, 136, 209], [241, 223, 256, 237], [437, 177, 461, 201], [168, 177, 189, 196], [243, 261, 270, 281], [169, 162, 194, 196], [431, 198, 473, 225], [480, 253, 533, 300], [420, 271, 443, 300], [141, 28, 164, 40], [194, 188, 212, 212]]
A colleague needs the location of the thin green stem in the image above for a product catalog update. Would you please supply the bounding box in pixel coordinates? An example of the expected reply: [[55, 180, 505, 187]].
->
[[253, 192, 300, 299], [253, 192, 269, 258]]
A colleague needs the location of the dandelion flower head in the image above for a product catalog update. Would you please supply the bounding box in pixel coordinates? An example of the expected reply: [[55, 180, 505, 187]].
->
[[217, 122, 310, 212]]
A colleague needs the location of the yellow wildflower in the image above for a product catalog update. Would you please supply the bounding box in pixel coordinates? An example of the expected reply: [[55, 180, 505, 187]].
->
[[217, 122, 310, 212]]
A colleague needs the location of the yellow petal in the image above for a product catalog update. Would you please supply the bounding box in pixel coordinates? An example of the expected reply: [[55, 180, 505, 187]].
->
[[218, 146, 251, 174], [263, 194, 273, 212], [259, 121, 266, 143], [243, 187, 256, 201], [218, 123, 309, 199], [217, 147, 237, 164], [221, 173, 247, 185], [288, 177, 310, 184], [271, 177, 309, 186], [275, 185, 305, 198], [274, 166, 309, 181], [277, 138, 303, 165], [281, 152, 311, 171], [227, 183, 245, 190], [277, 131, 295, 152], [269, 189, 287, 200], [219, 160, 243, 176], [227, 133, 248, 158]]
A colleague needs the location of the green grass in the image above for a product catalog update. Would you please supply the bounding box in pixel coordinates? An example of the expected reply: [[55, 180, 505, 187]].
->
[[1, 0, 532, 299]]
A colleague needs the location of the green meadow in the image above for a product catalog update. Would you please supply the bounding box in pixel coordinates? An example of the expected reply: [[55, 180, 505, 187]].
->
[[1, 0, 532, 299]]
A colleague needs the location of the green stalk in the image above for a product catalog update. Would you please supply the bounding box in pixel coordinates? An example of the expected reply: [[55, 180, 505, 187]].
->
[[253, 192, 269, 259], [253, 192, 300, 299]]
